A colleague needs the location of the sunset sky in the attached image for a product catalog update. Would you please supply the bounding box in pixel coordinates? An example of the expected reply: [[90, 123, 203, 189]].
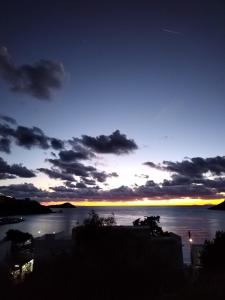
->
[[0, 0, 225, 205]]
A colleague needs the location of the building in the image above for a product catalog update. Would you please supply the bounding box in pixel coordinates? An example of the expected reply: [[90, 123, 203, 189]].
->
[[73, 225, 184, 271], [34, 232, 72, 264], [191, 244, 203, 268], [0, 237, 34, 282]]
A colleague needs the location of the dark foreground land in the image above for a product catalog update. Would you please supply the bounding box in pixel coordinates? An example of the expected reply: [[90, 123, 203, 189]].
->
[[1, 248, 225, 300], [1, 227, 225, 300], [209, 200, 225, 210], [0, 195, 52, 216]]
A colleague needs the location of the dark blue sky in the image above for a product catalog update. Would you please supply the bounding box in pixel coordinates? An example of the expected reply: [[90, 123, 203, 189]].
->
[[0, 0, 225, 203]]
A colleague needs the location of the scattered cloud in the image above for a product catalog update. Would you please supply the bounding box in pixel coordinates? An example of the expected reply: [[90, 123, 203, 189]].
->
[[144, 156, 225, 178], [0, 118, 64, 153], [78, 130, 138, 154], [0, 183, 47, 198], [0, 138, 11, 153], [0, 115, 17, 125], [59, 149, 90, 162], [0, 157, 35, 179], [0, 46, 64, 100], [38, 168, 74, 182]]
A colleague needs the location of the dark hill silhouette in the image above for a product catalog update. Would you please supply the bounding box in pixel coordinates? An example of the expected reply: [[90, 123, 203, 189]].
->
[[48, 202, 76, 208], [0, 194, 52, 216], [209, 200, 225, 210]]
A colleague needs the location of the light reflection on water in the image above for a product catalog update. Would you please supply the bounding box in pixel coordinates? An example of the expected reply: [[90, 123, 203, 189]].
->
[[1, 206, 225, 263]]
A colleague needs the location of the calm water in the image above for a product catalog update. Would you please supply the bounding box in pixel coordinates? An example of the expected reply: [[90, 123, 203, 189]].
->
[[1, 206, 225, 263]]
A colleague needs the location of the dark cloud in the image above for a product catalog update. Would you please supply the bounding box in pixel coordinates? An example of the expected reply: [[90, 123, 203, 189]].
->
[[145, 180, 158, 187], [91, 171, 109, 183], [50, 185, 75, 193], [15, 126, 49, 149], [64, 181, 76, 188], [68, 140, 96, 158], [48, 158, 96, 178], [91, 171, 118, 183], [79, 130, 138, 154], [0, 119, 64, 153], [109, 172, 119, 177], [0, 183, 47, 199], [143, 161, 159, 169], [75, 182, 88, 189], [0, 47, 64, 100], [144, 156, 225, 178], [0, 173, 16, 180], [0, 157, 35, 179], [162, 174, 192, 186], [50, 138, 64, 150], [0, 115, 17, 125], [38, 168, 74, 182], [82, 178, 96, 186], [0, 123, 15, 138], [0, 138, 11, 153], [135, 182, 218, 200], [46, 156, 118, 184], [0, 178, 221, 202], [59, 149, 89, 162]]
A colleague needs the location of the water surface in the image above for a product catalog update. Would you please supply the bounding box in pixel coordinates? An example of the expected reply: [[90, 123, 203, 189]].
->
[[1, 206, 225, 263]]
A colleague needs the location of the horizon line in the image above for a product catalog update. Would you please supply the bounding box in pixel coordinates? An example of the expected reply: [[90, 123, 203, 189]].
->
[[41, 198, 223, 207]]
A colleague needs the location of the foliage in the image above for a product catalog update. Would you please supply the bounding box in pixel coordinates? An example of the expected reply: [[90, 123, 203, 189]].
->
[[201, 230, 225, 269], [133, 216, 164, 236], [83, 210, 116, 227], [4, 229, 33, 244]]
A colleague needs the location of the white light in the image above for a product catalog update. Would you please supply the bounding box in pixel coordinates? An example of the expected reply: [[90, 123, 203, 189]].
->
[[53, 232, 55, 234], [38, 231, 41, 234], [189, 238, 193, 243]]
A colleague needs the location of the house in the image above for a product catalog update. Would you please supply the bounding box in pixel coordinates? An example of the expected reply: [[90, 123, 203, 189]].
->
[[72, 225, 184, 271], [0, 237, 34, 282]]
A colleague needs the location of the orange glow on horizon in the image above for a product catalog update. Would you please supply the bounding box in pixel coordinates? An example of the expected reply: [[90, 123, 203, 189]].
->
[[41, 198, 224, 207]]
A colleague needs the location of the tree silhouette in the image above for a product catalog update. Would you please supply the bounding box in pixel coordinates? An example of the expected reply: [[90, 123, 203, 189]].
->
[[83, 210, 116, 227], [4, 229, 33, 244], [133, 216, 164, 236], [201, 231, 225, 270]]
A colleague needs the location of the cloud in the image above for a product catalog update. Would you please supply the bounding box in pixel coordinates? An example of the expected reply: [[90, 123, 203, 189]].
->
[[0, 138, 11, 153], [0, 115, 17, 125], [38, 168, 75, 182], [59, 149, 90, 162], [0, 47, 64, 100], [47, 158, 96, 178], [0, 177, 221, 202], [0, 173, 16, 180], [64, 181, 76, 188], [144, 156, 225, 178], [0, 157, 35, 179], [82, 178, 96, 186], [50, 138, 64, 150], [79, 130, 138, 154], [15, 126, 49, 149], [47, 157, 117, 184], [0, 183, 47, 198], [0, 119, 64, 153], [135, 174, 149, 179]]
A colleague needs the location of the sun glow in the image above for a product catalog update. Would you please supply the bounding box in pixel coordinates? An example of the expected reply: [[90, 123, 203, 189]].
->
[[42, 198, 224, 207]]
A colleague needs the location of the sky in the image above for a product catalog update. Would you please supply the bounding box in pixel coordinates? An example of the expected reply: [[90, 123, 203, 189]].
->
[[0, 0, 225, 205]]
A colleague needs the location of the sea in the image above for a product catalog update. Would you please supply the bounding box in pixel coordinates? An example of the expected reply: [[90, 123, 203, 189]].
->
[[1, 206, 225, 263]]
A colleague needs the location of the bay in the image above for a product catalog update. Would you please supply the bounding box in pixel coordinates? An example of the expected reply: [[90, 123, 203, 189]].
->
[[1, 205, 225, 263]]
